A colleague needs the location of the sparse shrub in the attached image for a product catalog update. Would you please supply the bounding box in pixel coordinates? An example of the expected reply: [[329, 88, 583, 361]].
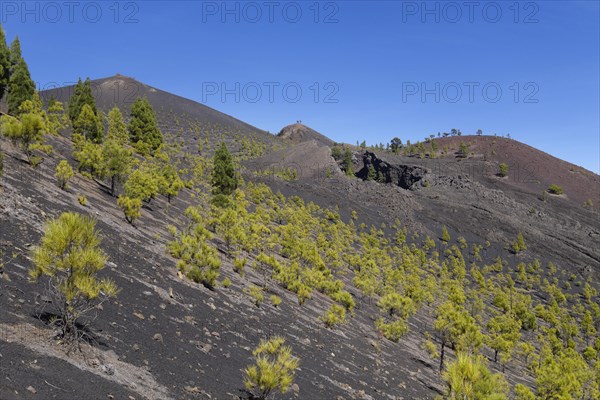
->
[[168, 209, 221, 289], [211, 193, 232, 208], [423, 235, 436, 251], [444, 353, 508, 399], [246, 285, 264, 307], [77, 194, 87, 206], [511, 232, 527, 254], [279, 166, 298, 181], [29, 212, 118, 342], [457, 141, 469, 157], [297, 284, 312, 306], [441, 225, 450, 243], [422, 337, 439, 359], [331, 146, 343, 160], [583, 282, 597, 302], [498, 162, 508, 177], [321, 303, 346, 328], [244, 336, 299, 400], [515, 383, 535, 400], [1, 112, 49, 164], [424, 179, 430, 187], [331, 290, 355, 312], [584, 199, 593, 208], [547, 184, 564, 195], [55, 160, 74, 190], [375, 318, 408, 342], [270, 295, 281, 307], [117, 195, 142, 225], [221, 278, 231, 288], [583, 346, 597, 362], [377, 293, 414, 319], [233, 257, 246, 275]]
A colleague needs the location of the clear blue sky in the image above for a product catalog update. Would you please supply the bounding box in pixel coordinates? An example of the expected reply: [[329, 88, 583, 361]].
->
[[3, 1, 599, 172]]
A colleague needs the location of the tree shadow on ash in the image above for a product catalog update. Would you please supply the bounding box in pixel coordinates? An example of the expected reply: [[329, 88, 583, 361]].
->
[[32, 311, 110, 350]]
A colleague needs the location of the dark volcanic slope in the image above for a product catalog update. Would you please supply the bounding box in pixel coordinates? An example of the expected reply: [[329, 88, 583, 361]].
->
[[256, 135, 599, 281], [39, 74, 271, 140], [2, 79, 600, 400], [429, 135, 600, 206], [0, 134, 439, 400]]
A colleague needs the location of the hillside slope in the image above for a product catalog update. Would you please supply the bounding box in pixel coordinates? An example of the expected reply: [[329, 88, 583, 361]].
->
[[39, 74, 274, 147], [1, 81, 599, 400]]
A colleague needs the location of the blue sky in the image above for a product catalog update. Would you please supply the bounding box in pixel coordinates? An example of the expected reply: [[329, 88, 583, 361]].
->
[[3, 1, 599, 172]]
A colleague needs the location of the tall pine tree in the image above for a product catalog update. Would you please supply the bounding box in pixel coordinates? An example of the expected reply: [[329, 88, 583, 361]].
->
[[9, 36, 21, 68], [68, 78, 98, 126], [75, 103, 103, 143], [7, 37, 34, 115], [128, 97, 162, 154], [0, 24, 10, 101], [106, 106, 128, 145]]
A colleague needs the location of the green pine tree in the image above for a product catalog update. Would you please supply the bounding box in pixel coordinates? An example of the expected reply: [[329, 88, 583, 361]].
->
[[128, 97, 163, 154], [102, 139, 133, 196], [7, 37, 35, 115], [75, 104, 103, 143], [244, 336, 299, 400], [55, 160, 74, 190], [443, 352, 508, 399], [367, 164, 377, 181], [441, 225, 451, 243], [30, 212, 118, 341], [1, 112, 46, 164], [46, 97, 68, 134], [124, 166, 159, 203], [68, 78, 98, 125], [106, 106, 128, 144], [0, 24, 11, 101], [211, 142, 237, 196], [343, 148, 353, 176], [9, 35, 21, 68], [117, 195, 142, 224]]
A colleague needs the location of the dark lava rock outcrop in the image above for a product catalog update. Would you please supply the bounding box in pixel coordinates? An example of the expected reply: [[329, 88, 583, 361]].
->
[[356, 151, 427, 189]]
